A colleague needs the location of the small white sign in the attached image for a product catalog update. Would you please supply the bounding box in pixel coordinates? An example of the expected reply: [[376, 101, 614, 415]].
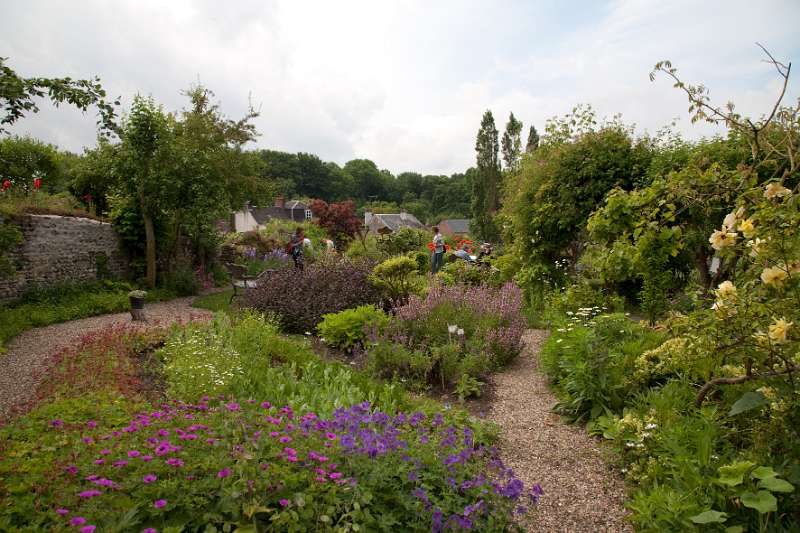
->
[[710, 256, 721, 274]]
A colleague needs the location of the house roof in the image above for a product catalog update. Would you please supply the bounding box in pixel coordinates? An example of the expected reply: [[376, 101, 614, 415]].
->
[[248, 201, 309, 224], [439, 219, 470, 234], [370, 212, 425, 232]]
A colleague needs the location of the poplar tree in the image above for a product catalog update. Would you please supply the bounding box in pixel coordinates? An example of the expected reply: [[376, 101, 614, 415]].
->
[[525, 125, 540, 153], [501, 112, 523, 171], [471, 110, 501, 241]]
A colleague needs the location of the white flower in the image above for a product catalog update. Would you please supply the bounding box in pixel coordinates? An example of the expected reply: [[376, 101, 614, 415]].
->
[[768, 317, 793, 344], [747, 237, 765, 257], [304, 331, 311, 336], [722, 211, 737, 231], [715, 280, 737, 301], [448, 324, 458, 334], [761, 266, 788, 287], [709, 229, 737, 251], [457, 328, 465, 336]]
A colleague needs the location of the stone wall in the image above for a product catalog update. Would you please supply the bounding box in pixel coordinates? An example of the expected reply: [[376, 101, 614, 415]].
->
[[0, 214, 128, 300]]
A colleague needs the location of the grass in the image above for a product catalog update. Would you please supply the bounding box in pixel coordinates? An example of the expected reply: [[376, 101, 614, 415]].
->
[[191, 288, 234, 314]]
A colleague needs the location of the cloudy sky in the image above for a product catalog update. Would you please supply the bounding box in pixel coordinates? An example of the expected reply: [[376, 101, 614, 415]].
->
[[2, 0, 799, 175]]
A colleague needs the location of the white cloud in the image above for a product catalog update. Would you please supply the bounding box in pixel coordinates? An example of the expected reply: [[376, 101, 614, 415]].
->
[[2, 0, 798, 175]]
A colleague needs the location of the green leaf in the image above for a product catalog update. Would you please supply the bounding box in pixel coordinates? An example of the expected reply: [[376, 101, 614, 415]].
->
[[725, 526, 744, 533], [718, 461, 755, 487], [758, 477, 795, 493], [740, 490, 777, 514], [752, 466, 778, 479], [690, 510, 728, 524], [729, 391, 767, 416]]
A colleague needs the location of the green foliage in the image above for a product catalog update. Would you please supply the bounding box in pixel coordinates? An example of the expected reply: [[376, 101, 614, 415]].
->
[[439, 260, 502, 288], [472, 110, 501, 242], [370, 255, 423, 306], [501, 112, 523, 172], [192, 288, 234, 314], [374, 227, 429, 257], [317, 305, 389, 352]]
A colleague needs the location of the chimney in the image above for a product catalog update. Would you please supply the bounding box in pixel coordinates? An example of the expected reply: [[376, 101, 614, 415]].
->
[[399, 209, 408, 221], [274, 196, 285, 208]]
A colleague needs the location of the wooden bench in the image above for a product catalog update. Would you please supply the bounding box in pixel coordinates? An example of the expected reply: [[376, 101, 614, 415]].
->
[[225, 263, 276, 303]]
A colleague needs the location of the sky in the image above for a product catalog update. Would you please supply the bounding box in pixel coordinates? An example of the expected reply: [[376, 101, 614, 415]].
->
[[2, 0, 799, 175]]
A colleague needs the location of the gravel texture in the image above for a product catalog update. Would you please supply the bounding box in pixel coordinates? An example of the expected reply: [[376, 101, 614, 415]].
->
[[0, 296, 212, 421], [487, 330, 631, 532]]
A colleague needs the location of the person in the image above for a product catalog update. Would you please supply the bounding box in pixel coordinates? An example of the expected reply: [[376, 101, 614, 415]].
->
[[286, 227, 305, 270], [431, 226, 445, 273], [323, 238, 336, 253]]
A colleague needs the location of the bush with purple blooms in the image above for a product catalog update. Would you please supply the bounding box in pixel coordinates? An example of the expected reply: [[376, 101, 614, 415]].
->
[[1, 398, 539, 532], [242, 256, 380, 334], [365, 282, 526, 397]]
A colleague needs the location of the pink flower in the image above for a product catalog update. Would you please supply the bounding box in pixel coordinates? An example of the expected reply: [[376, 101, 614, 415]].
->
[[99, 449, 111, 455], [56, 508, 69, 516], [128, 450, 141, 458], [112, 460, 129, 468], [325, 432, 337, 440], [143, 474, 157, 484], [50, 419, 63, 427], [329, 472, 343, 479], [279, 499, 290, 507], [217, 468, 231, 478], [279, 436, 291, 443], [270, 431, 280, 437], [225, 402, 241, 412], [70, 517, 87, 526], [86, 420, 98, 428], [141, 455, 154, 462], [93, 459, 105, 465], [261, 401, 271, 409], [166, 458, 184, 467], [143, 529, 158, 533], [153, 499, 167, 509], [78, 490, 102, 498], [80, 526, 96, 533], [64, 465, 78, 475]]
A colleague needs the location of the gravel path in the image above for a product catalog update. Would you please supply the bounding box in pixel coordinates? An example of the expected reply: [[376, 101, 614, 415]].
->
[[487, 330, 631, 532], [0, 297, 212, 421]]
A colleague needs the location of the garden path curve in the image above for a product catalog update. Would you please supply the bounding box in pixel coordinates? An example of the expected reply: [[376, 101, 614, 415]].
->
[[0, 297, 212, 421], [487, 330, 631, 532]]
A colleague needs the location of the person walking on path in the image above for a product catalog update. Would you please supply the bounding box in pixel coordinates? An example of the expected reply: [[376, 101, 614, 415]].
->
[[431, 226, 445, 273], [287, 227, 306, 270]]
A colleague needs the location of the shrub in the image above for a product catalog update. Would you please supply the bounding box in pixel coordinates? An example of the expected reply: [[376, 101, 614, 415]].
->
[[242, 257, 379, 334], [439, 260, 502, 288], [317, 305, 389, 352], [375, 227, 429, 256], [366, 283, 525, 395], [370, 255, 424, 306]]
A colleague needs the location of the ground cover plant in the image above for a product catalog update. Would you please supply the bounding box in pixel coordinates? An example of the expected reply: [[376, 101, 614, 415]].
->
[[0, 312, 541, 532]]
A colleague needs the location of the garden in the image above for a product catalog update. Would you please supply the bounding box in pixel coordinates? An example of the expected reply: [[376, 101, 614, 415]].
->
[[1, 44, 799, 532]]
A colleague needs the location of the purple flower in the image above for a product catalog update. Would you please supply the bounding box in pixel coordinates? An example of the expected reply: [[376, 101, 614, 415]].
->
[[261, 401, 272, 409], [279, 499, 290, 507], [225, 402, 241, 412], [143, 529, 158, 533], [50, 419, 63, 427], [128, 450, 141, 458], [112, 460, 129, 468], [143, 474, 157, 484], [56, 508, 69, 516], [86, 420, 98, 428], [78, 490, 102, 498], [166, 458, 184, 467], [64, 465, 78, 475], [325, 432, 337, 440], [141, 455, 154, 462], [92, 478, 115, 487], [70, 516, 87, 526], [93, 459, 105, 465], [217, 468, 231, 478], [153, 499, 167, 509], [279, 436, 291, 443], [80, 526, 96, 533], [99, 449, 111, 455]]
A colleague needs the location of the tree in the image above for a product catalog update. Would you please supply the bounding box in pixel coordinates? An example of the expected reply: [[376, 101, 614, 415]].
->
[[472, 110, 501, 241], [0, 56, 118, 136], [309, 199, 362, 247], [525, 125, 539, 153], [0, 136, 63, 194], [344, 159, 390, 201], [501, 112, 523, 171]]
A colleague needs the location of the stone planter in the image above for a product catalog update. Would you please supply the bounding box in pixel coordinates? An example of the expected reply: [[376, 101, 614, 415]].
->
[[129, 296, 146, 321]]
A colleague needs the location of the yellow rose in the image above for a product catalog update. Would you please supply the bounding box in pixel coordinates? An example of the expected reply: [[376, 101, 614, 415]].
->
[[764, 182, 791, 199], [715, 280, 737, 300], [768, 317, 793, 344], [709, 230, 737, 251], [738, 218, 755, 239], [761, 266, 788, 287]]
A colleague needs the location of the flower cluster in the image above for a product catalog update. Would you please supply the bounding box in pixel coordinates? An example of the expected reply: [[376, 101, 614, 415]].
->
[[31, 397, 538, 531]]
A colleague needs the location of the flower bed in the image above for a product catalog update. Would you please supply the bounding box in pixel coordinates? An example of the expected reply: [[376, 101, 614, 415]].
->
[[2, 398, 540, 532]]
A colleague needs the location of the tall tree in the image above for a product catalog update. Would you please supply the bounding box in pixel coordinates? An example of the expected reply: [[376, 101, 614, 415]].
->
[[525, 125, 540, 153], [501, 112, 523, 171], [472, 110, 501, 241]]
